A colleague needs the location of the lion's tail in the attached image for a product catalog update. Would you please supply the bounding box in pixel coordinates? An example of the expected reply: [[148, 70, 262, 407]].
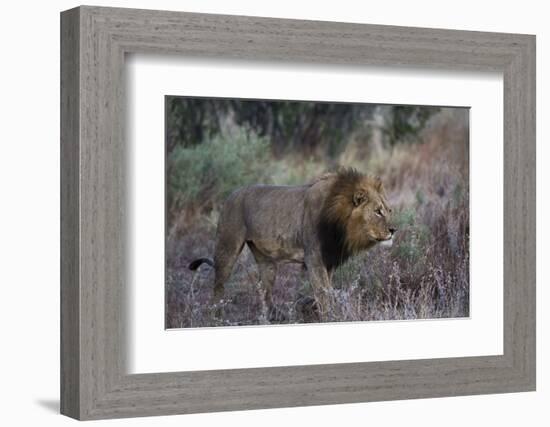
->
[[188, 257, 214, 271]]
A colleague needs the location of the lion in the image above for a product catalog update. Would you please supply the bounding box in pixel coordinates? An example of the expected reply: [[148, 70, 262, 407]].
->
[[189, 168, 396, 320]]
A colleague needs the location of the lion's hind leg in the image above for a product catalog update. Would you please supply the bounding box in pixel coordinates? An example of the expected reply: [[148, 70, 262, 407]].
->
[[247, 243, 280, 322], [211, 233, 245, 305]]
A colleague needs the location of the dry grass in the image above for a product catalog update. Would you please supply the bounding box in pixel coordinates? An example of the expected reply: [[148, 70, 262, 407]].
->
[[165, 109, 469, 328]]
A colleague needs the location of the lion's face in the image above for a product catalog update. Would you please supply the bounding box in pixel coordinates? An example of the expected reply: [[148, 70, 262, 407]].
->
[[320, 170, 397, 259], [346, 177, 396, 250]]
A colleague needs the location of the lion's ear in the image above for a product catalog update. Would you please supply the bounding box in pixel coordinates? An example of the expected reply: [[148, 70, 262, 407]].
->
[[353, 191, 368, 207], [373, 176, 383, 192]]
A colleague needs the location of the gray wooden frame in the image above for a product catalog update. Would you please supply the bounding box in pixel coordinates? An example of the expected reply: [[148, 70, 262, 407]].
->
[[60, 5, 536, 420]]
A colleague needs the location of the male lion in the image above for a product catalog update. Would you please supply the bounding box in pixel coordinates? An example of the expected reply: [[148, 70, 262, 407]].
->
[[189, 168, 396, 320]]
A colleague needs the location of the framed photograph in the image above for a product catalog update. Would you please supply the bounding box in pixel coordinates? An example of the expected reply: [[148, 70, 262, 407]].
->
[[61, 6, 536, 420]]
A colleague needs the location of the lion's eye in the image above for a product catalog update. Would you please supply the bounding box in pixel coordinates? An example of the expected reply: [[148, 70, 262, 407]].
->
[[375, 208, 383, 217]]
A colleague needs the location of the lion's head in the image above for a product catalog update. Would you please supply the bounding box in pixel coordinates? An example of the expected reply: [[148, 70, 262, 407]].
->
[[319, 168, 396, 270]]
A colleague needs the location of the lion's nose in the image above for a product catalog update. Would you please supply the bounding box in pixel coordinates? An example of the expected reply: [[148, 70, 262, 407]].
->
[[389, 227, 397, 235]]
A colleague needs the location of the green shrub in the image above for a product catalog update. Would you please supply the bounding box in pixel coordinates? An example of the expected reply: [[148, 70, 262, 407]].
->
[[168, 129, 271, 214], [394, 208, 416, 228]]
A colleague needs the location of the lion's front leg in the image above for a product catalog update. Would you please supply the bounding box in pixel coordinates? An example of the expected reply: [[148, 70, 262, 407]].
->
[[304, 254, 333, 321]]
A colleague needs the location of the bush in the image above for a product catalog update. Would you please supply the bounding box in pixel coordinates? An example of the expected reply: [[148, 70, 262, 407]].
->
[[167, 129, 271, 220]]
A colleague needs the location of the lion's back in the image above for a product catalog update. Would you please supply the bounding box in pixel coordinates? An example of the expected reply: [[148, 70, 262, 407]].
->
[[214, 174, 343, 263], [244, 185, 308, 237]]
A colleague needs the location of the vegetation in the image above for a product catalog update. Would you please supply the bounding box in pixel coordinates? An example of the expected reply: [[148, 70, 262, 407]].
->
[[165, 98, 469, 328]]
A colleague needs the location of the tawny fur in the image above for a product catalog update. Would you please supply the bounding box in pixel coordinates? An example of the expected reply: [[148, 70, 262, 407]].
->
[[189, 168, 395, 320]]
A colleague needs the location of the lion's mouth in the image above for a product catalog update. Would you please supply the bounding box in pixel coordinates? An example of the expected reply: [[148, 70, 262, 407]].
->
[[379, 237, 393, 247], [376, 233, 393, 247]]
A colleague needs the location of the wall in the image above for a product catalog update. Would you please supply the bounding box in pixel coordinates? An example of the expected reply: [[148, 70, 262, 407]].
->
[[0, 0, 546, 425]]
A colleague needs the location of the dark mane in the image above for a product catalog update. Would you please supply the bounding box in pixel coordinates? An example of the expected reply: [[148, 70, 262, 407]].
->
[[318, 168, 363, 271], [318, 216, 351, 271]]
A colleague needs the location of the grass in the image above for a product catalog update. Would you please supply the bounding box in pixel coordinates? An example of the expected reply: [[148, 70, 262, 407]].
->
[[165, 108, 469, 328]]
